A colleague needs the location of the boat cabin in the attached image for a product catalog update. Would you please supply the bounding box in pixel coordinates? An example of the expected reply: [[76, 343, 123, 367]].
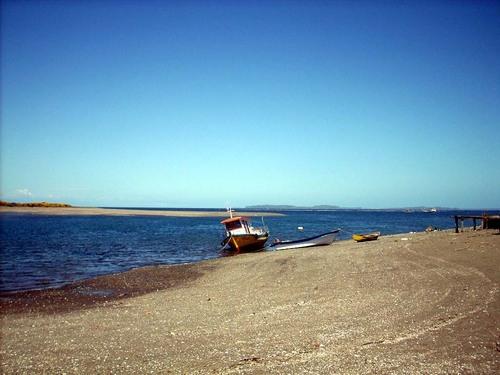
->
[[220, 216, 252, 236]]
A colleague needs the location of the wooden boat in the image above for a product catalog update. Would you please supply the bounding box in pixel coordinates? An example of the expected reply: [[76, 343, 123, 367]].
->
[[220, 216, 269, 253], [268, 229, 340, 251], [352, 231, 380, 242]]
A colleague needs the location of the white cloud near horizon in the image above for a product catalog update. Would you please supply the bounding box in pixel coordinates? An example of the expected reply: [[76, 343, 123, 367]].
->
[[15, 188, 33, 197]]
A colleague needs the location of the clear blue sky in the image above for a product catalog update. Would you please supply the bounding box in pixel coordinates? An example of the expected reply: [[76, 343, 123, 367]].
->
[[1, 1, 499, 209]]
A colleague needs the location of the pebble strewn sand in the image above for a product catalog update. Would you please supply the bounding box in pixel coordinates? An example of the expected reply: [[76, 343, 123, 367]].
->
[[1, 230, 499, 373]]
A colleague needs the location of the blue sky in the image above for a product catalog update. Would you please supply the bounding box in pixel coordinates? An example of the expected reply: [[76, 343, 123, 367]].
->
[[1, 1, 499, 208]]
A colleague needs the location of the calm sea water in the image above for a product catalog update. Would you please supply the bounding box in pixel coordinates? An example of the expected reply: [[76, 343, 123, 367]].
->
[[0, 209, 494, 292]]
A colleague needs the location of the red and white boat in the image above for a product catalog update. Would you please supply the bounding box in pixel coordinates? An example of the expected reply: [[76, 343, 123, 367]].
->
[[220, 215, 269, 253]]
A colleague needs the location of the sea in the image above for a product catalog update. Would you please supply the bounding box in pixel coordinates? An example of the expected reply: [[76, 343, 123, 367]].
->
[[0, 208, 495, 293]]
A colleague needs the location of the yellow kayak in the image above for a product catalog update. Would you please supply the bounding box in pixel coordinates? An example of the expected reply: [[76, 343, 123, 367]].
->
[[352, 232, 380, 242]]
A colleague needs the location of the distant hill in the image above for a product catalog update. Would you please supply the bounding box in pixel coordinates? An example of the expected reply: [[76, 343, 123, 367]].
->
[[245, 204, 343, 210], [0, 201, 72, 208], [245, 204, 460, 211]]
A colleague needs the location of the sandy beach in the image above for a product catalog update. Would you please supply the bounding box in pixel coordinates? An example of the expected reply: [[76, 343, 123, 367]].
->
[[1, 229, 499, 373], [0, 206, 283, 218]]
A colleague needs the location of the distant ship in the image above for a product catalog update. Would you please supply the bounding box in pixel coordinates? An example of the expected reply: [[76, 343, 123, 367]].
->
[[422, 208, 438, 213]]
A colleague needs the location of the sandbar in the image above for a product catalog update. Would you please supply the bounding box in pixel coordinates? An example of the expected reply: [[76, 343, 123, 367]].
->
[[1, 230, 499, 373], [0, 206, 283, 217]]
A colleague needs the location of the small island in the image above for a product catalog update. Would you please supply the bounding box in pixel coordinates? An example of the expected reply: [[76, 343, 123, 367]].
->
[[0, 201, 72, 208]]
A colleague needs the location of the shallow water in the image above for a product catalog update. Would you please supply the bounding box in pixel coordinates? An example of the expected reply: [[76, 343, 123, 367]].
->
[[0, 209, 493, 292]]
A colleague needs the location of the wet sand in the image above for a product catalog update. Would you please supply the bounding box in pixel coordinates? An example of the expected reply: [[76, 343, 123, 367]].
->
[[1, 230, 499, 373], [0, 206, 283, 217]]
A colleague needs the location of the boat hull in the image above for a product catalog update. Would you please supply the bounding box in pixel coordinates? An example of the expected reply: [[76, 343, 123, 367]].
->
[[269, 230, 339, 251], [352, 232, 380, 242], [221, 234, 269, 253]]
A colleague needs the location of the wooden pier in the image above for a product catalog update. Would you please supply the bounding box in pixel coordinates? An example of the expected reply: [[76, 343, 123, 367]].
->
[[454, 215, 500, 233]]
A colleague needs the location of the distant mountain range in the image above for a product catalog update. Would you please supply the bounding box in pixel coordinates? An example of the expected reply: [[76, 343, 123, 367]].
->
[[245, 204, 353, 210], [244, 204, 460, 211]]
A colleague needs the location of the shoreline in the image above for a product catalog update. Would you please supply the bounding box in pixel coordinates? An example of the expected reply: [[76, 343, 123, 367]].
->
[[2, 229, 499, 373], [0, 206, 284, 217], [0, 229, 457, 298], [0, 262, 214, 315], [0, 228, 479, 302]]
